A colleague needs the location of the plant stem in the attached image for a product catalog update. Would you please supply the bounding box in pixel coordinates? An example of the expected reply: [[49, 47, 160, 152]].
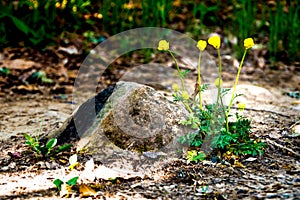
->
[[216, 49, 222, 104], [184, 102, 193, 113], [168, 50, 185, 91], [226, 49, 248, 131], [197, 51, 203, 110]]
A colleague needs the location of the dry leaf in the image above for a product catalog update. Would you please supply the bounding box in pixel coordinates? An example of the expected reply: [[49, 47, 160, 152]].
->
[[79, 184, 97, 197], [4, 59, 38, 70], [233, 161, 246, 168]]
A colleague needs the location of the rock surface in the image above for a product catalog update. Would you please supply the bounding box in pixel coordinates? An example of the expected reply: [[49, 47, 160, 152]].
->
[[47, 81, 192, 171]]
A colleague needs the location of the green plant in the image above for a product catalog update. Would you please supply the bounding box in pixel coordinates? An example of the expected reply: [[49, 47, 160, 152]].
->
[[54, 176, 78, 190], [0, 0, 93, 47], [187, 2, 219, 37], [31, 70, 53, 84], [231, 0, 257, 59], [157, 35, 266, 162], [23, 122, 71, 158], [268, 0, 300, 61], [0, 67, 10, 75], [187, 150, 206, 163]]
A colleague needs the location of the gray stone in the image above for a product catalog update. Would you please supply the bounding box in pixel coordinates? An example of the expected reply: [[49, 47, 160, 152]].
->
[[48, 81, 192, 171]]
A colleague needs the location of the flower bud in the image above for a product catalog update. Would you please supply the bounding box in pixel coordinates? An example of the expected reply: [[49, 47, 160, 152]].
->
[[172, 83, 180, 92], [181, 91, 190, 100], [214, 78, 223, 88]]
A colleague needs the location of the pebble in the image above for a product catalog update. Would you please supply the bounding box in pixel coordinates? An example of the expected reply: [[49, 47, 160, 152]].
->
[[1, 166, 9, 171], [8, 162, 16, 169], [266, 193, 279, 198]]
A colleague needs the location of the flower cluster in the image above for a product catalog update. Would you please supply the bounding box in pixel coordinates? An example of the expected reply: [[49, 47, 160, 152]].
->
[[157, 35, 265, 162], [157, 35, 255, 131]]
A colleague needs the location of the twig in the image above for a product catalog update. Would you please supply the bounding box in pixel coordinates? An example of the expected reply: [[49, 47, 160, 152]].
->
[[289, 120, 300, 129], [231, 106, 293, 118], [265, 138, 300, 158]]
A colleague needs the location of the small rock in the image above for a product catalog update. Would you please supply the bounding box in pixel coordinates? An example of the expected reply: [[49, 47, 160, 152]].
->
[[1, 166, 9, 171], [244, 157, 257, 162], [266, 193, 279, 198], [8, 162, 16, 169]]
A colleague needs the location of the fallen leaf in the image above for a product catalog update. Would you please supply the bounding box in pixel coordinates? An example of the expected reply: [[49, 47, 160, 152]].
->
[[233, 161, 246, 168], [79, 184, 97, 197], [4, 59, 38, 70]]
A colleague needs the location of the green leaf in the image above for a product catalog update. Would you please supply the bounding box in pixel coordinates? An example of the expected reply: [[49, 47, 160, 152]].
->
[[0, 67, 9, 75], [10, 16, 30, 35], [180, 69, 190, 77], [54, 143, 72, 154], [53, 179, 64, 190], [46, 138, 57, 150], [66, 176, 78, 186], [23, 133, 35, 145]]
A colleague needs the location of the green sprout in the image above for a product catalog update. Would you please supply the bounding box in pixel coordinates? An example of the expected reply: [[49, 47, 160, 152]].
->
[[23, 122, 71, 158]]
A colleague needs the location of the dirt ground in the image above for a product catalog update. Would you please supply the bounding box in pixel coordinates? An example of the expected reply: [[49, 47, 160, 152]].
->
[[0, 82, 300, 199], [0, 44, 300, 199]]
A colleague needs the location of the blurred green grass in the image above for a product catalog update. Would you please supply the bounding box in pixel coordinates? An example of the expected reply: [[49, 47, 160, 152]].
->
[[0, 0, 299, 62]]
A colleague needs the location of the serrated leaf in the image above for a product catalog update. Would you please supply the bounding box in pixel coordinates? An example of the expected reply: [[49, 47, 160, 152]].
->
[[181, 69, 190, 77]]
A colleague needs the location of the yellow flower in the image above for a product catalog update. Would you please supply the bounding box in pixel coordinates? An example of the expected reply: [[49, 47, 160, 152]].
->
[[214, 78, 223, 88], [238, 102, 246, 111], [172, 83, 180, 92], [61, 0, 68, 9], [72, 6, 77, 13], [157, 40, 169, 51], [208, 35, 221, 49], [197, 40, 207, 51], [181, 91, 190, 100], [244, 38, 254, 49]]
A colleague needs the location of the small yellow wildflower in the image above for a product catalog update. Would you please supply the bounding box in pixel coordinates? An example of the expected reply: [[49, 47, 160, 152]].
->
[[72, 6, 77, 13], [238, 102, 246, 111], [181, 91, 190, 100], [157, 40, 169, 51], [208, 35, 221, 49], [244, 38, 254, 49], [55, 2, 61, 8], [172, 83, 180, 92], [62, 0, 67, 9], [214, 78, 223, 88], [128, 15, 133, 22], [197, 40, 207, 51]]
